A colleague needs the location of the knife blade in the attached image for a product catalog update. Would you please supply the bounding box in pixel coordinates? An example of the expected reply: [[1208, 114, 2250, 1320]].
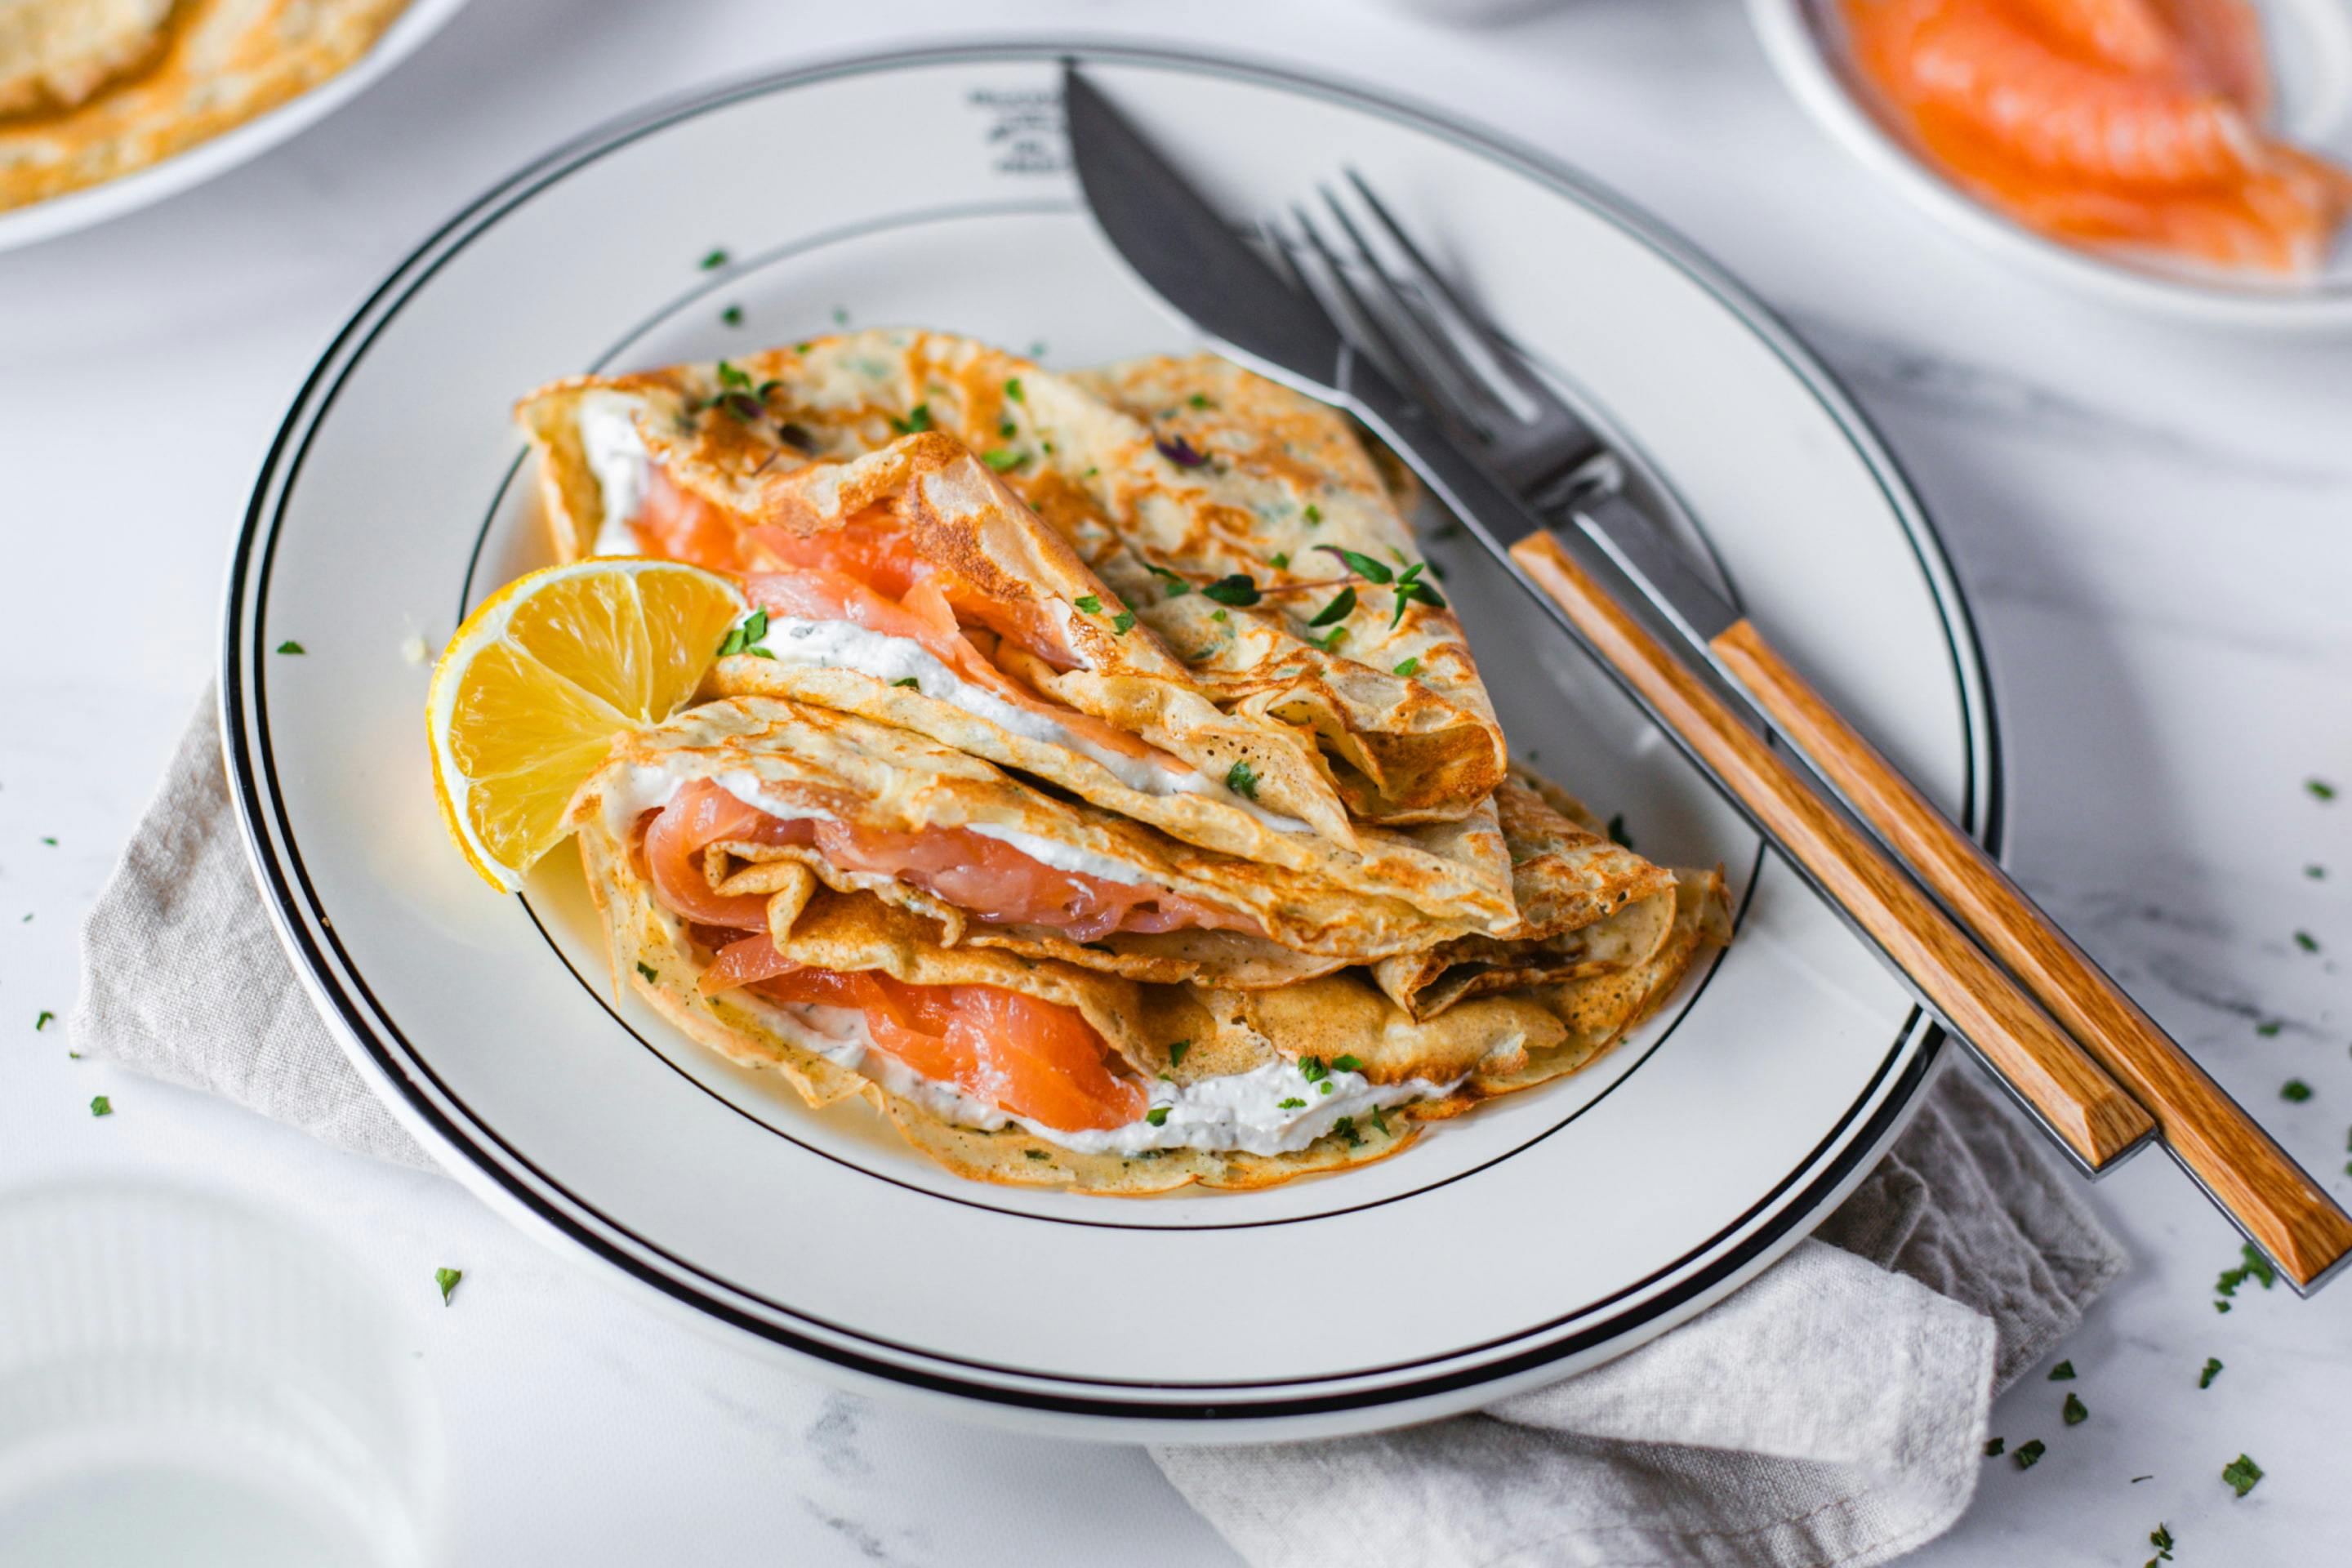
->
[[1062, 62, 2154, 1176]]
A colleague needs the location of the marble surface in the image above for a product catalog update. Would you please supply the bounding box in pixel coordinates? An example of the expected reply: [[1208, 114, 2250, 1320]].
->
[[2, 0, 2345, 1561]]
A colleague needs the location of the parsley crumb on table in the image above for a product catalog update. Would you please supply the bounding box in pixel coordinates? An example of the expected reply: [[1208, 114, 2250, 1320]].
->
[[1983, 1437, 2005, 1457], [2221, 1454, 2263, 1498], [2199, 1357, 2223, 1389], [2048, 1360, 2076, 1380], [2282, 1079, 2314, 1102], [88, 1096, 112, 1117], [2013, 1439, 2046, 1470], [435, 1267, 463, 1306], [2063, 1392, 2089, 1426]]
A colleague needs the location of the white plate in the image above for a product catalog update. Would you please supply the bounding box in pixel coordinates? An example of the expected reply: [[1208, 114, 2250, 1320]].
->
[[0, 0, 470, 253], [220, 42, 1994, 1441], [1748, 0, 2352, 330]]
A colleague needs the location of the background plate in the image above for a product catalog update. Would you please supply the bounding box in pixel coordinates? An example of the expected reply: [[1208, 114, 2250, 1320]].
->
[[221, 41, 1993, 1440]]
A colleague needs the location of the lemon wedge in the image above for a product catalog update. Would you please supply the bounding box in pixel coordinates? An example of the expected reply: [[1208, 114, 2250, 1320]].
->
[[427, 559, 746, 891]]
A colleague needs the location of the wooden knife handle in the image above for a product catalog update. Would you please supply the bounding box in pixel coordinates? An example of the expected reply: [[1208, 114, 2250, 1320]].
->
[[1714, 617, 2352, 1288], [1508, 532, 2152, 1170]]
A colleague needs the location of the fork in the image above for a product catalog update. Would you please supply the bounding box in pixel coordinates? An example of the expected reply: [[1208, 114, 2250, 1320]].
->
[[1268, 172, 2352, 1292]]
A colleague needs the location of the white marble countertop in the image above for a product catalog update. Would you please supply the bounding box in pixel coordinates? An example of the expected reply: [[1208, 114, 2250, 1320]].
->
[[3, 0, 2346, 1561]]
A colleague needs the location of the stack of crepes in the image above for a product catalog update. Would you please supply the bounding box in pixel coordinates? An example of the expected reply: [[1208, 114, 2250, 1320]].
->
[[516, 330, 1728, 1192]]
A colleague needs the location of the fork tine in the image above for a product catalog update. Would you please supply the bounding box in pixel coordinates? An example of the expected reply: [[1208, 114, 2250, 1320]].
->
[[1310, 187, 1514, 434], [1285, 203, 1427, 402], [1254, 219, 1309, 295], [1342, 168, 1553, 412]]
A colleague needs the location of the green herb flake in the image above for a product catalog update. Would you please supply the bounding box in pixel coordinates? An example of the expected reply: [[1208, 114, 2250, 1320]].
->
[[1269, 552, 1290, 569], [1074, 595, 1102, 615], [2221, 1454, 2263, 1498], [1318, 1081, 1334, 1095], [2215, 1243, 2278, 1305], [892, 676, 920, 689], [2014, 1439, 2046, 1470], [889, 403, 934, 436], [1393, 657, 1421, 677], [1024, 1149, 1049, 1161], [1300, 1056, 1328, 1084], [2307, 864, 2327, 879], [1145, 564, 1192, 598], [2308, 777, 2337, 802], [699, 247, 729, 270], [2149, 1521, 2176, 1562], [1983, 1437, 2005, 1458], [2256, 1020, 2283, 1037], [36, 1010, 55, 1031], [1168, 1040, 1191, 1067], [1111, 610, 1135, 635], [720, 305, 743, 327], [2199, 1356, 2222, 1389], [2048, 1360, 2076, 1381], [1370, 1106, 1389, 1135], [1226, 760, 1259, 799], [1145, 1107, 1170, 1127], [276, 640, 305, 655], [715, 359, 751, 390], [89, 1095, 112, 1117], [981, 448, 1025, 473], [435, 1267, 462, 1306], [1201, 573, 1261, 607], [635, 962, 658, 983], [1187, 393, 1211, 409], [1318, 545, 1393, 584], [1004, 377, 1025, 403], [1313, 626, 1348, 653], [998, 420, 1018, 439], [831, 306, 849, 325], [1332, 1054, 1363, 1073], [2293, 930, 2319, 953], [1277, 1097, 1306, 1110], [1308, 586, 1357, 627], [2062, 1392, 2088, 1426], [2283, 1079, 2314, 1102], [1334, 1116, 1362, 1147], [1209, 608, 1228, 622], [1303, 504, 1322, 525]]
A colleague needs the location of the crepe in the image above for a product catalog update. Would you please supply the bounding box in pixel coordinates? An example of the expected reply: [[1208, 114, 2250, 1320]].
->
[[517, 330, 1508, 827], [572, 743, 1728, 1196], [0, 0, 412, 212]]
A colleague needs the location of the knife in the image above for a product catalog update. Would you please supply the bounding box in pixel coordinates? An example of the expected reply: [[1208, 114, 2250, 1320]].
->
[[1062, 65, 2352, 1290]]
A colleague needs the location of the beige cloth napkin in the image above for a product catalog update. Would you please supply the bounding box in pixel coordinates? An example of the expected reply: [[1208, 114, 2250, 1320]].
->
[[76, 699, 2127, 1568]]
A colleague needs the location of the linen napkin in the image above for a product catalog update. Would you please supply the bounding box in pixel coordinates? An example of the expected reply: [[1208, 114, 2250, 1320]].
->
[[76, 697, 2127, 1568]]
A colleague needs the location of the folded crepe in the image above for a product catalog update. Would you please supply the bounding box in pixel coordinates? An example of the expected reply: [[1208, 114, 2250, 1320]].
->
[[569, 708, 1729, 1195], [516, 330, 1508, 828]]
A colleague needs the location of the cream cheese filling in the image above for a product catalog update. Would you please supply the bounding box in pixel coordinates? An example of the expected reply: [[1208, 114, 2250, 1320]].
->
[[576, 394, 652, 557]]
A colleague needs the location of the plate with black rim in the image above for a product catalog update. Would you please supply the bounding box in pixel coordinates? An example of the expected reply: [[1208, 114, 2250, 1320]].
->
[[221, 39, 1992, 1441]]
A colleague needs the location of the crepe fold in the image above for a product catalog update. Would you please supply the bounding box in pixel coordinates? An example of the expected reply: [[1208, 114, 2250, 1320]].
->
[[517, 330, 1509, 828]]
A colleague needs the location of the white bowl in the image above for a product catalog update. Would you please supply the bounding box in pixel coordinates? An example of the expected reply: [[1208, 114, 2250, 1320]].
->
[[1747, 0, 2352, 329]]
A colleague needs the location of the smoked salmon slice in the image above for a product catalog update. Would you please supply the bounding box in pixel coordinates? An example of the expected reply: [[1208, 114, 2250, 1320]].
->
[[1842, 0, 2350, 275]]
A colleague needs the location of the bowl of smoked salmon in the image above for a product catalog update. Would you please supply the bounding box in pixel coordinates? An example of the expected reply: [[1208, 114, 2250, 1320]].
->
[[1749, 0, 2352, 325]]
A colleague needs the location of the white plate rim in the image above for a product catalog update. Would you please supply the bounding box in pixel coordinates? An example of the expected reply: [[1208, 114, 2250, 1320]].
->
[[217, 37, 1998, 1434], [0, 0, 473, 254]]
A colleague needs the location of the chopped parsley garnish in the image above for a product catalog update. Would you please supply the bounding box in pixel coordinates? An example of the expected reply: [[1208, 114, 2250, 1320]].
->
[[2199, 1356, 2222, 1389], [1004, 377, 1025, 403], [831, 306, 849, 324], [435, 1267, 462, 1306], [699, 247, 728, 270], [1111, 610, 1135, 635], [2293, 930, 2319, 952], [1270, 552, 1290, 569], [35, 1010, 54, 1031], [720, 305, 743, 327], [892, 676, 919, 688], [1299, 1056, 1328, 1083], [1320, 545, 1393, 584], [2013, 1440, 2045, 1470], [716, 359, 751, 389], [1187, 393, 1211, 408], [2221, 1454, 2263, 1498], [1370, 1106, 1388, 1135], [2215, 1243, 2278, 1310], [1145, 1107, 1170, 1127], [1334, 1116, 1362, 1147], [1277, 1097, 1306, 1110], [1983, 1437, 2005, 1457], [1332, 1054, 1363, 1073], [1393, 657, 1420, 677], [1201, 573, 1261, 606], [2256, 1020, 2282, 1037], [1225, 760, 1259, 798], [1168, 1040, 1191, 1067], [1209, 608, 1228, 622], [1318, 1081, 1334, 1095], [1307, 586, 1356, 627], [1303, 504, 1322, 525], [2308, 777, 2337, 801], [2048, 1361, 2076, 1380], [89, 1095, 112, 1117], [276, 640, 305, 655], [635, 962, 658, 983], [981, 448, 1025, 472], [1607, 813, 1633, 849], [2283, 1079, 2314, 1102], [2062, 1392, 2088, 1426], [714, 609, 768, 659], [2309, 865, 2328, 879], [2149, 1522, 2175, 1562], [1145, 564, 1191, 598], [1074, 595, 1102, 614], [1156, 434, 1208, 468], [889, 403, 933, 435], [1024, 1149, 1049, 1160]]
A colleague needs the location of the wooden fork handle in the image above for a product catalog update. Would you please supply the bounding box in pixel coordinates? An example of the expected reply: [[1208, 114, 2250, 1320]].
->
[[1508, 533, 2152, 1171], [1713, 617, 2352, 1289]]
